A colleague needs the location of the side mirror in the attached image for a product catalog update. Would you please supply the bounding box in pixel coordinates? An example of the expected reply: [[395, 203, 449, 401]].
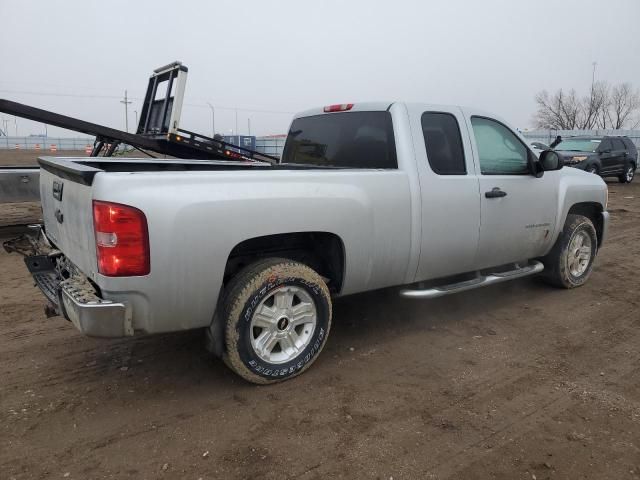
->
[[539, 150, 562, 172]]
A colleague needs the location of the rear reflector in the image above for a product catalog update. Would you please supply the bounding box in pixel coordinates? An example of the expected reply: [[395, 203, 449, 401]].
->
[[93, 200, 150, 276], [323, 103, 354, 113]]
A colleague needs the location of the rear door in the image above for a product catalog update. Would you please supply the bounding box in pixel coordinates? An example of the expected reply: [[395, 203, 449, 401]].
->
[[408, 105, 481, 281], [466, 113, 559, 269], [609, 138, 627, 174]]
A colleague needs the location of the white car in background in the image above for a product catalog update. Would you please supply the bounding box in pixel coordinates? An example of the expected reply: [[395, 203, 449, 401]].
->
[[529, 141, 550, 157]]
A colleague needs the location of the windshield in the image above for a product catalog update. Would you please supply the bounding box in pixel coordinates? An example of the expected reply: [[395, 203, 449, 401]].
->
[[281, 111, 397, 168], [556, 138, 601, 152]]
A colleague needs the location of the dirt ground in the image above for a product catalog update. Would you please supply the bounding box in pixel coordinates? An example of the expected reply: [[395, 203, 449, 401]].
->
[[1, 151, 639, 479]]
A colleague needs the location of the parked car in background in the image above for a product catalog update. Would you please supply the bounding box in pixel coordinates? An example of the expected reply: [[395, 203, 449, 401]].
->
[[555, 136, 637, 183], [529, 141, 549, 156]]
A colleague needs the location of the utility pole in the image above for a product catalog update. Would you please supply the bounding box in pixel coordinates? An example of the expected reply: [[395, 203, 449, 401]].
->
[[120, 90, 132, 132], [1, 118, 9, 148], [207, 102, 215, 137], [247, 118, 251, 136], [591, 61, 597, 92]]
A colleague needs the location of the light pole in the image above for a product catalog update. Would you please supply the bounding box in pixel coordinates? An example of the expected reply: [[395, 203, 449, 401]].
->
[[247, 117, 251, 136], [206, 102, 215, 137], [120, 90, 132, 132], [235, 109, 238, 137], [134, 110, 138, 131]]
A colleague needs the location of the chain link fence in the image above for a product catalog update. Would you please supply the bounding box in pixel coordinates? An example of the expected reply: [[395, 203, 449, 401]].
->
[[522, 130, 640, 149]]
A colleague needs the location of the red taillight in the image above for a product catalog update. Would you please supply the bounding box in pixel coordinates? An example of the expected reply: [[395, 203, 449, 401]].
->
[[323, 103, 354, 113], [92, 200, 150, 277]]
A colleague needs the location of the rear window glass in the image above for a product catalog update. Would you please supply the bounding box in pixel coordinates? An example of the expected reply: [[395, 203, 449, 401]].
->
[[421, 112, 466, 175], [282, 111, 397, 168]]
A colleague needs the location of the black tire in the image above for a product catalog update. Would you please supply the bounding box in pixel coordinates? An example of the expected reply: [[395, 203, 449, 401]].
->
[[221, 258, 332, 384], [618, 163, 635, 183], [541, 214, 598, 289]]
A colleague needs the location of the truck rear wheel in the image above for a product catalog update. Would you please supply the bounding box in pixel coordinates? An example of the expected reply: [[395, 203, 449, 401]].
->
[[541, 214, 598, 289], [221, 258, 332, 384]]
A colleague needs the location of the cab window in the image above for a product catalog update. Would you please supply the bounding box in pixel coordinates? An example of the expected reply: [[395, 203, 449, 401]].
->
[[421, 112, 466, 175], [282, 112, 397, 168], [470, 117, 529, 175]]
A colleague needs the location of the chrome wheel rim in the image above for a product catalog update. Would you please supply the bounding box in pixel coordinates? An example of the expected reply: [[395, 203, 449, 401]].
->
[[567, 230, 592, 277], [249, 285, 317, 364], [626, 166, 634, 182], [587, 166, 597, 174]]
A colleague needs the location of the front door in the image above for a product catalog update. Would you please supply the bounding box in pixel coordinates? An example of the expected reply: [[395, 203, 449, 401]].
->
[[468, 115, 559, 269]]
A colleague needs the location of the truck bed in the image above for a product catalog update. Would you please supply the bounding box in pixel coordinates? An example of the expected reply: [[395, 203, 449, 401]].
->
[[38, 157, 274, 186]]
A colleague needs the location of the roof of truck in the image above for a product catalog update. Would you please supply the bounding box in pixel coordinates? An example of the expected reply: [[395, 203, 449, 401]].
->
[[294, 102, 394, 118]]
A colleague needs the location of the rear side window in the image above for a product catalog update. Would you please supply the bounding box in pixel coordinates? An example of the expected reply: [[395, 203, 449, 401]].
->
[[282, 112, 397, 168], [611, 138, 626, 150], [622, 137, 638, 158], [421, 112, 466, 175]]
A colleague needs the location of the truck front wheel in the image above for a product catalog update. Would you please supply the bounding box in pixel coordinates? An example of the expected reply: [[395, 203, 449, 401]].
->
[[221, 258, 332, 384], [541, 214, 598, 289]]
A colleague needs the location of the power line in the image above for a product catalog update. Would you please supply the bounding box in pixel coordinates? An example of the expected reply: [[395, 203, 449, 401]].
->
[[0, 88, 296, 115], [0, 89, 123, 99]]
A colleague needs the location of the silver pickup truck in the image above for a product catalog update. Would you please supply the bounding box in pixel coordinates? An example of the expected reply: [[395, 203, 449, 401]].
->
[[5, 102, 609, 384]]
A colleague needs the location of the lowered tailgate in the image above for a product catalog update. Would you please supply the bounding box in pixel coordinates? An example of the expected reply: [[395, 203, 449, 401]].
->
[[39, 159, 97, 278]]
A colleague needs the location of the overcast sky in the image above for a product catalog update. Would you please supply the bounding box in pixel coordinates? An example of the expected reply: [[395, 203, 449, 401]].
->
[[1, 0, 639, 138]]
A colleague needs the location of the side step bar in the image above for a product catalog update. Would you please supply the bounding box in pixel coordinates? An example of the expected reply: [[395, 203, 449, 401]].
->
[[400, 261, 544, 299]]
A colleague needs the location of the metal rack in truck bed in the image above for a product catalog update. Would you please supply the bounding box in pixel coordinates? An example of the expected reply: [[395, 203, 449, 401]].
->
[[0, 61, 278, 204]]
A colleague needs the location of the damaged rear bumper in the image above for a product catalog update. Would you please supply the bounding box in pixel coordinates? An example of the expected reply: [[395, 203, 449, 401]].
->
[[4, 226, 133, 337]]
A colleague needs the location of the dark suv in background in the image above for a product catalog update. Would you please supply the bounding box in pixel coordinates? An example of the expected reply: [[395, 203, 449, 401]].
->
[[555, 136, 638, 183]]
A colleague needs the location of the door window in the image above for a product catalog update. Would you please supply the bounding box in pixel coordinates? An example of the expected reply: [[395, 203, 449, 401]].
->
[[598, 139, 613, 152], [471, 117, 529, 175], [421, 112, 466, 175]]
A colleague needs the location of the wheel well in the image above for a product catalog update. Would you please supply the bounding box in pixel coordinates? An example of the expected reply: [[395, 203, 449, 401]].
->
[[224, 232, 346, 293], [567, 202, 604, 246]]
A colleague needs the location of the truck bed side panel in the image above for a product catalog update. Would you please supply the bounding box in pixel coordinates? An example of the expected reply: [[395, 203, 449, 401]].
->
[[90, 169, 412, 334]]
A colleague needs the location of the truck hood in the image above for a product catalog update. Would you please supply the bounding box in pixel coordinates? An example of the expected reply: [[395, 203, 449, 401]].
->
[[558, 161, 606, 187]]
